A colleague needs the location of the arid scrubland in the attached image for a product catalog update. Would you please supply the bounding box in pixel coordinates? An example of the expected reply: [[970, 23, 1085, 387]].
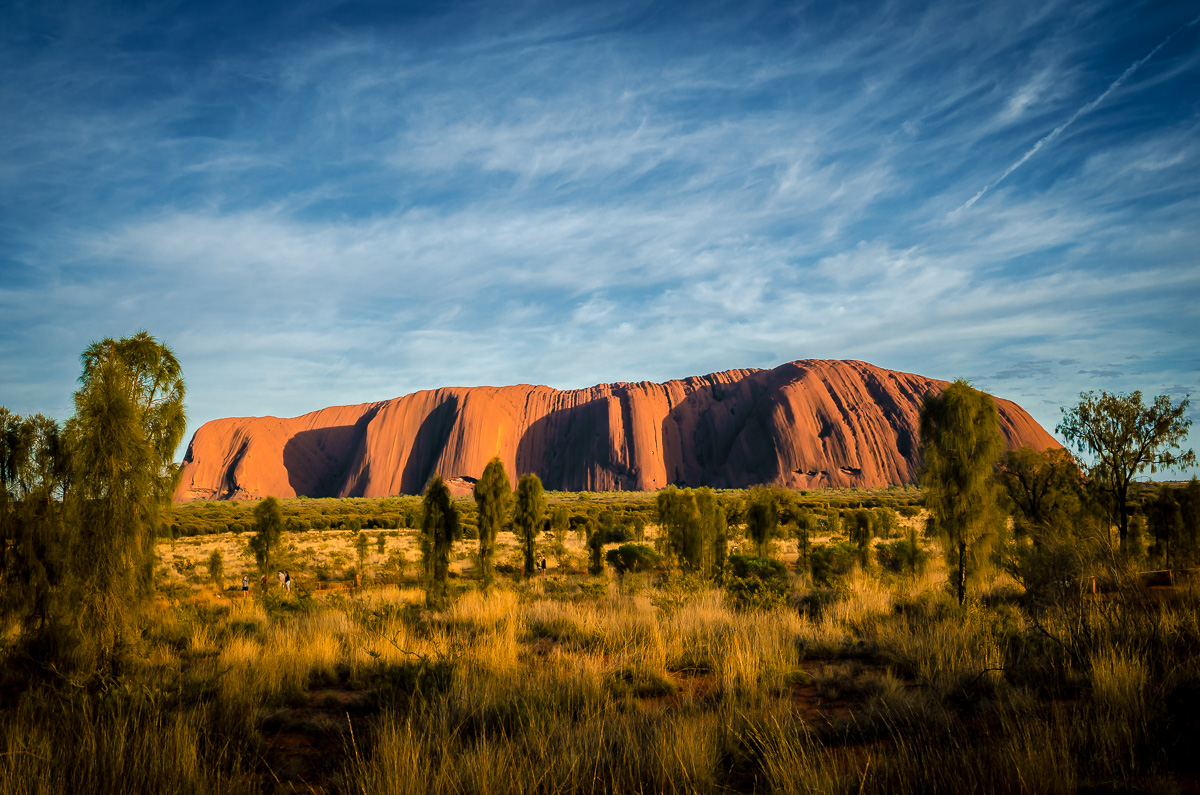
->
[[6, 334, 1198, 794], [4, 505, 1199, 795]]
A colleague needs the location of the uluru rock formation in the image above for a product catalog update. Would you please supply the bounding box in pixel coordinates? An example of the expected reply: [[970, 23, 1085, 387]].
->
[[174, 359, 1061, 501]]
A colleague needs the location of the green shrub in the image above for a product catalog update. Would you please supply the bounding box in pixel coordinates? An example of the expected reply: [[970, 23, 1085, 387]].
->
[[794, 585, 848, 620], [723, 554, 789, 611], [809, 541, 858, 585], [608, 665, 677, 698], [577, 580, 607, 600], [605, 544, 662, 575], [371, 657, 454, 709], [1008, 530, 1086, 596], [207, 550, 224, 589], [586, 525, 606, 576], [876, 533, 930, 575]]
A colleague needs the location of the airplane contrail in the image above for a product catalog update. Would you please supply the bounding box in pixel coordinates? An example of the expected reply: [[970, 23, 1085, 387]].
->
[[958, 14, 1200, 212]]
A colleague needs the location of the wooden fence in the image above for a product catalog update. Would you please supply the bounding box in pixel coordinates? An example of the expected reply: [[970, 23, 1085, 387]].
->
[[1086, 568, 1199, 604]]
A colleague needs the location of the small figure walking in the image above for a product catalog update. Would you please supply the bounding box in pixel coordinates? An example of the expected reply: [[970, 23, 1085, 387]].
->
[[284, 571, 292, 594], [539, 556, 547, 574], [242, 574, 249, 597], [277, 570, 285, 589]]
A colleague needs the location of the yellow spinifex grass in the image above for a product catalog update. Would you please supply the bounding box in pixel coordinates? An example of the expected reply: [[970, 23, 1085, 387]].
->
[[3, 518, 1195, 794], [1090, 647, 1147, 717]]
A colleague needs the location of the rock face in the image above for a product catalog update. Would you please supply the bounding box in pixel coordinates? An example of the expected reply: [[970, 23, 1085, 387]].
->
[[174, 359, 1061, 501]]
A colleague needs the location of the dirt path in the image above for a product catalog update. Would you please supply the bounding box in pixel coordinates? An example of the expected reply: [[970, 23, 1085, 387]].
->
[[258, 689, 372, 792]]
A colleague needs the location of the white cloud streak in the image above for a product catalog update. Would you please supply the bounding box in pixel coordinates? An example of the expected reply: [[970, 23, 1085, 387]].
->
[[958, 13, 1200, 212], [1, 0, 1198, 464]]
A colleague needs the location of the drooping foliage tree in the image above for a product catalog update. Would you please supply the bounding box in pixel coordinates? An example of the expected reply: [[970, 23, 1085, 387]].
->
[[744, 486, 780, 559], [655, 486, 693, 568], [0, 410, 72, 645], [793, 509, 818, 571], [587, 521, 605, 576], [208, 550, 224, 591], [1057, 390, 1194, 552], [67, 332, 187, 671], [919, 379, 1004, 606], [695, 487, 728, 575], [606, 543, 662, 575], [655, 485, 726, 576], [420, 474, 461, 606], [354, 530, 370, 577], [79, 332, 187, 497], [249, 496, 284, 573], [513, 473, 546, 577], [549, 505, 570, 544], [1146, 487, 1182, 566], [872, 506, 899, 539], [1, 333, 187, 675], [846, 508, 873, 568], [472, 457, 512, 586]]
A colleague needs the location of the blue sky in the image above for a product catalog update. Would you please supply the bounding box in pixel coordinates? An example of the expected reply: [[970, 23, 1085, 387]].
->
[[2, 0, 1198, 476]]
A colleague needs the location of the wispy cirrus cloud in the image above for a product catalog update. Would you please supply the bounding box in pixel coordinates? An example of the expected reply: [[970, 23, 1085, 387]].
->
[[1, 0, 1198, 471], [958, 10, 1200, 210]]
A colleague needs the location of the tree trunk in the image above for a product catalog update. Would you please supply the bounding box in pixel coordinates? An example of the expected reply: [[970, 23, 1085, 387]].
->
[[1117, 484, 1129, 553], [957, 541, 967, 606]]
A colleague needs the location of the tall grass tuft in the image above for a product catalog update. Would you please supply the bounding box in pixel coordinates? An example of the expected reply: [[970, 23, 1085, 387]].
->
[[0, 689, 249, 794]]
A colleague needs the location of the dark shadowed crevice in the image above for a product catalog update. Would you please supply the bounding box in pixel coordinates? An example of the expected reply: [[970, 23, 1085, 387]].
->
[[399, 397, 460, 494], [516, 399, 622, 490], [282, 407, 381, 498]]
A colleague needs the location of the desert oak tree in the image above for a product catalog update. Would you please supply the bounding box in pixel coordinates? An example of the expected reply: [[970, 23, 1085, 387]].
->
[[513, 473, 545, 577], [655, 486, 727, 575], [249, 496, 284, 573], [69, 333, 186, 669], [919, 380, 1004, 605], [420, 474, 461, 605], [0, 411, 71, 640], [744, 486, 780, 559], [1057, 391, 1194, 551], [472, 457, 512, 587]]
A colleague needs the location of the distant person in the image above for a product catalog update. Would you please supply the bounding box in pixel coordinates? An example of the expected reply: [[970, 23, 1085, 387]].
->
[[539, 556, 547, 574], [260, 573, 267, 592], [284, 571, 292, 594], [277, 570, 285, 588], [242, 574, 249, 596]]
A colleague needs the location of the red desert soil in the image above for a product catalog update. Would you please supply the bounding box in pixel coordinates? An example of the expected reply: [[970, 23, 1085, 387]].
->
[[175, 359, 1060, 501]]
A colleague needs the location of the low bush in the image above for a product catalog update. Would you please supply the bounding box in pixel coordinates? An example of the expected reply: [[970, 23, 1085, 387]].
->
[[723, 554, 790, 611], [810, 541, 859, 585], [606, 543, 662, 575], [876, 535, 930, 575], [576, 580, 607, 601], [794, 585, 849, 620]]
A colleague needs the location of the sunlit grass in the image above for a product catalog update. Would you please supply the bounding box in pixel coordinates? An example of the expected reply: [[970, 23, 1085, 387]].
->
[[2, 521, 1196, 793]]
